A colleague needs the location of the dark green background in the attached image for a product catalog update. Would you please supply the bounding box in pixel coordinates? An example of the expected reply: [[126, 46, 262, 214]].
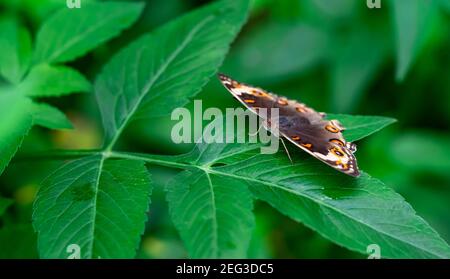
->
[[1, 0, 449, 258]]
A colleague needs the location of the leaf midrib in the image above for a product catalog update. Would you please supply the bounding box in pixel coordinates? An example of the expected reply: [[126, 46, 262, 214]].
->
[[204, 170, 218, 257], [87, 155, 105, 258]]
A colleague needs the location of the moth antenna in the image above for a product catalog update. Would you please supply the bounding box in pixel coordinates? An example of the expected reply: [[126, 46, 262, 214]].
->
[[280, 137, 294, 165], [248, 124, 263, 137]]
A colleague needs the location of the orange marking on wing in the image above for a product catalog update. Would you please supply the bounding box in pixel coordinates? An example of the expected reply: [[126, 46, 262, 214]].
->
[[251, 89, 268, 97], [335, 159, 348, 170], [244, 99, 255, 104], [291, 136, 300, 141], [330, 139, 344, 146], [277, 98, 288, 106], [301, 143, 312, 148], [326, 124, 340, 133], [330, 147, 344, 157], [295, 106, 306, 113]]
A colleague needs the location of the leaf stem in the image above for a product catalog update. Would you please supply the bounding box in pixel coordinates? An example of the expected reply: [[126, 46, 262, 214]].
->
[[110, 151, 192, 170], [15, 149, 193, 171], [15, 149, 102, 162]]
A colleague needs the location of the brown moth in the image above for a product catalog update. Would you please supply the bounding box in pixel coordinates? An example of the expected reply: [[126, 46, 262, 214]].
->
[[218, 73, 360, 177]]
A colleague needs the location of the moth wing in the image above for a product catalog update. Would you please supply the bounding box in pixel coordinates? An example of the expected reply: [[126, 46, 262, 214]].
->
[[218, 73, 360, 177], [278, 115, 360, 177], [218, 73, 278, 114]]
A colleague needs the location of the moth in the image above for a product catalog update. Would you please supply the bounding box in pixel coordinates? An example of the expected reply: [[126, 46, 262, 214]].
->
[[218, 73, 360, 177]]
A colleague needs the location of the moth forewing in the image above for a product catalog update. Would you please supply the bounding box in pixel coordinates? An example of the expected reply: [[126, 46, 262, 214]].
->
[[218, 73, 361, 177]]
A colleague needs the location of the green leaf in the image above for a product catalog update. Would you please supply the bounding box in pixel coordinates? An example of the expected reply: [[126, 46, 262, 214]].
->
[[31, 102, 73, 130], [0, 17, 32, 84], [248, 167, 450, 258], [17, 64, 91, 97], [0, 224, 39, 259], [391, 131, 450, 175], [222, 22, 327, 84], [95, 0, 250, 149], [0, 196, 13, 217], [166, 169, 254, 258], [327, 114, 397, 142], [330, 27, 387, 112], [390, 0, 438, 81], [1, 0, 95, 25], [33, 2, 144, 64], [33, 156, 152, 258], [0, 93, 33, 176]]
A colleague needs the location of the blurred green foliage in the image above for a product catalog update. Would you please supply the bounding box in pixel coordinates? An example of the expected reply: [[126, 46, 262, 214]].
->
[[0, 0, 450, 258]]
